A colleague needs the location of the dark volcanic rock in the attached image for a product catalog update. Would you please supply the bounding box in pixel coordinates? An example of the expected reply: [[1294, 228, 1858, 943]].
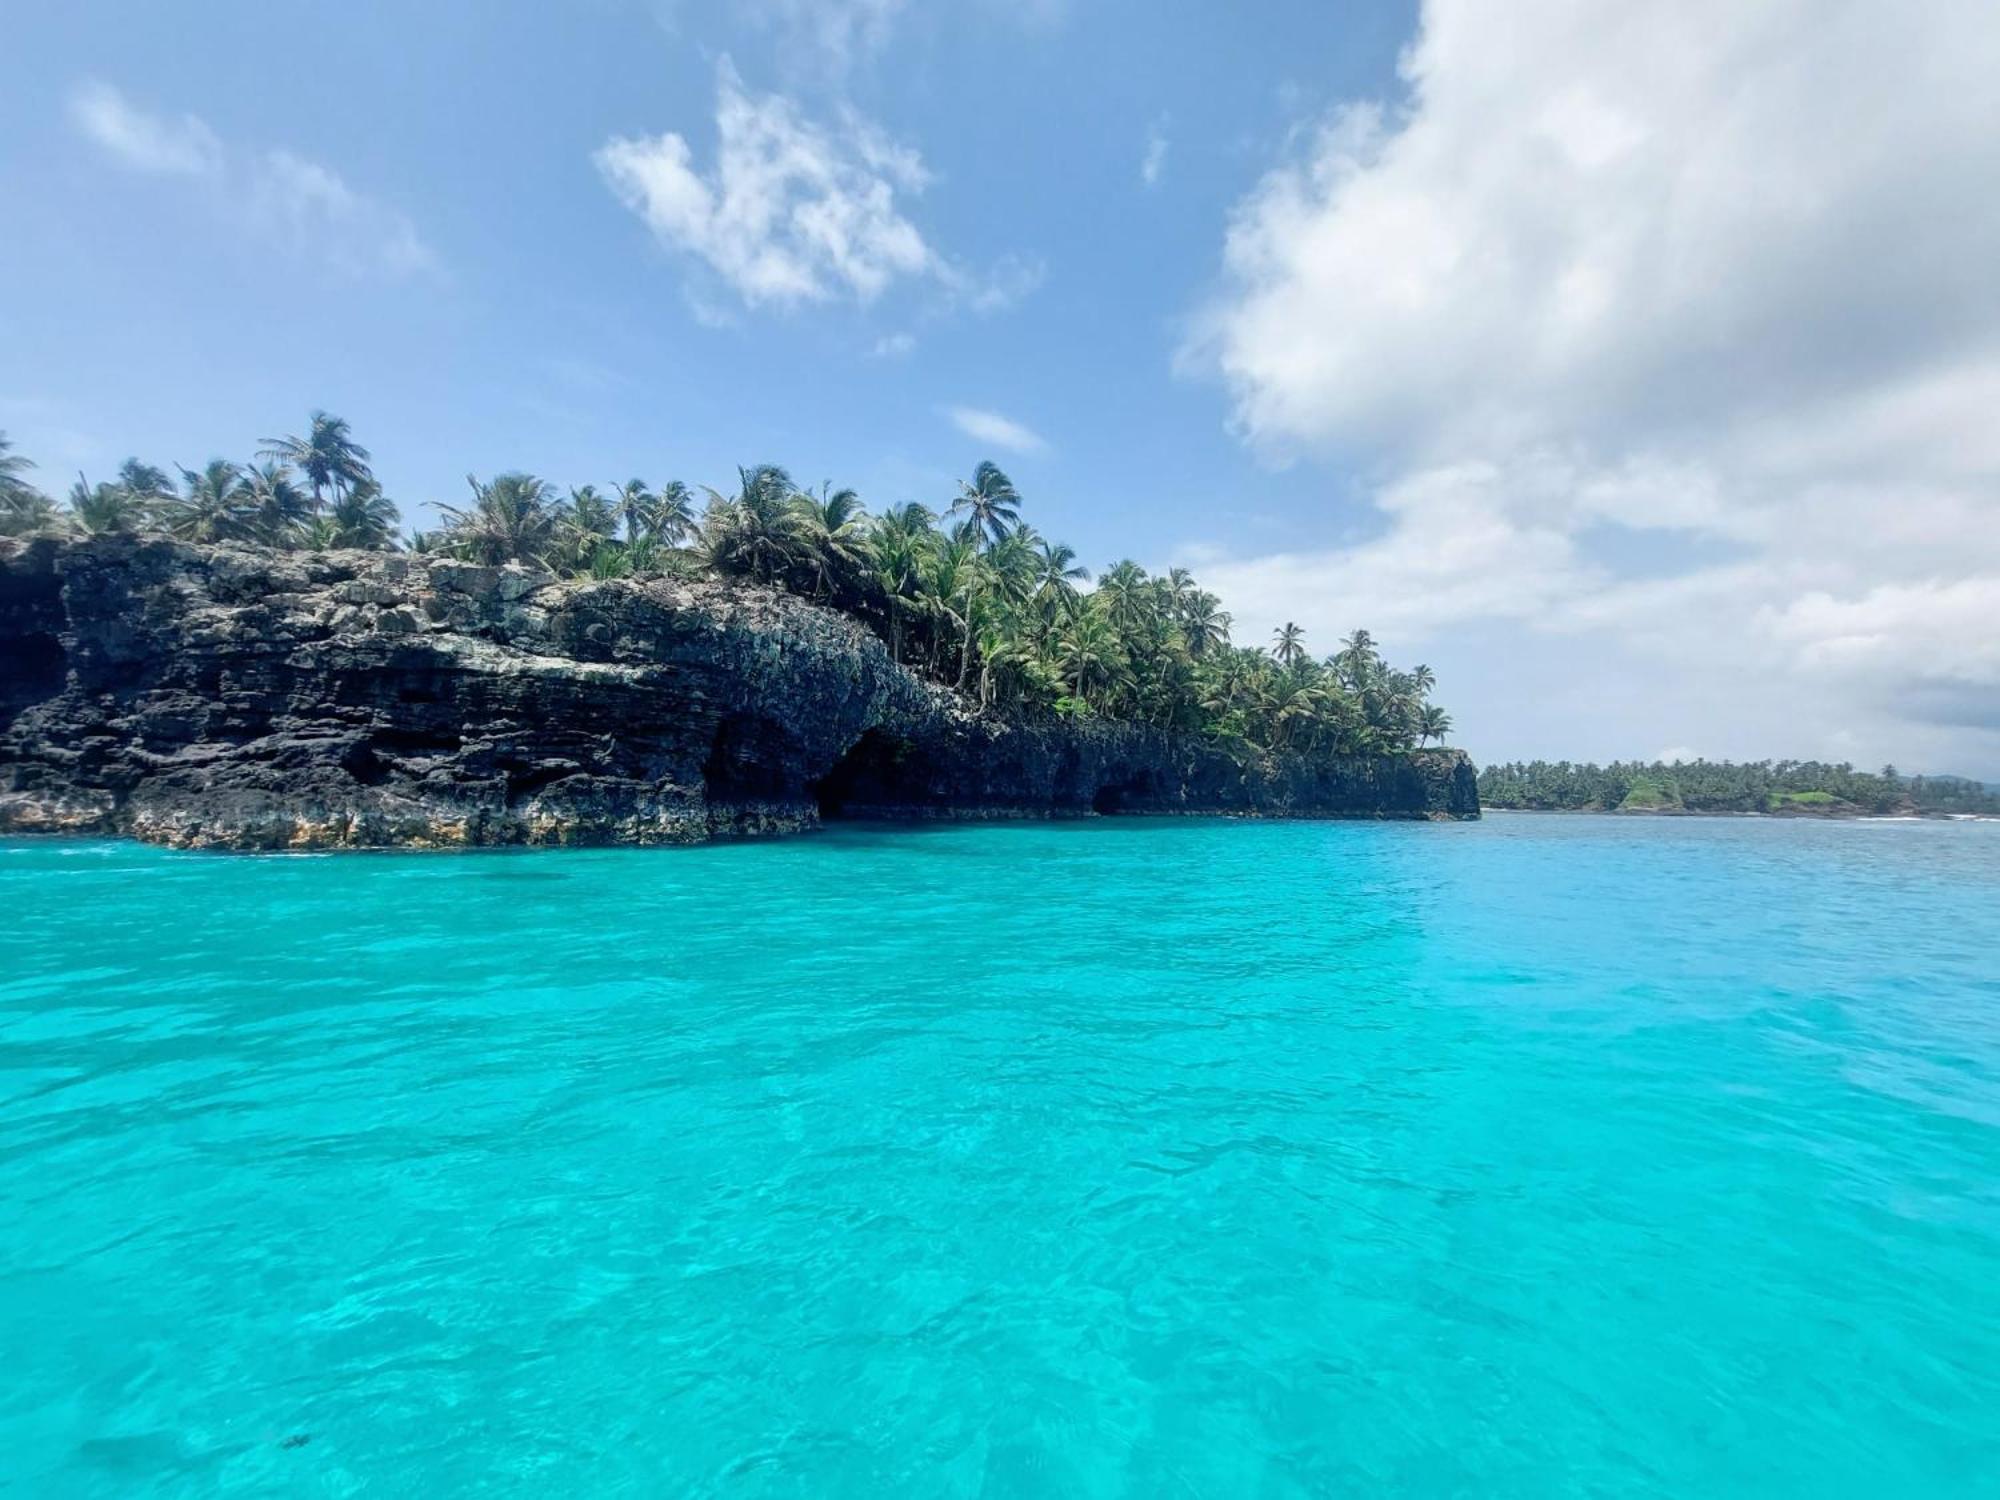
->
[[0, 535, 1478, 849]]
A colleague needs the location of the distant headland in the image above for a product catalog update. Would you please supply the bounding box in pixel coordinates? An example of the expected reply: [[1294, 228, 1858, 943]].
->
[[1479, 760, 2000, 819]]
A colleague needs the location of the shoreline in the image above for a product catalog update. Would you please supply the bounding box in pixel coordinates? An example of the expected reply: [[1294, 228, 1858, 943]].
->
[[0, 803, 1475, 857], [1479, 805, 1996, 822]]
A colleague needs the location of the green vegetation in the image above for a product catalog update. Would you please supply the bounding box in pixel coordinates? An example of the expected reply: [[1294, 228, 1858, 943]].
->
[[1615, 777, 1676, 811], [2, 418, 396, 551], [1480, 760, 2000, 816], [1767, 789, 1837, 808], [0, 420, 1453, 758]]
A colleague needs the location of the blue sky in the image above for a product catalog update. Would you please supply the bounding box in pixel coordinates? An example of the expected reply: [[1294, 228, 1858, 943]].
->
[[6, 1, 1999, 776]]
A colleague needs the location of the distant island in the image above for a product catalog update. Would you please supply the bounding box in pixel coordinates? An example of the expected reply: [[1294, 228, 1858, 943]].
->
[[1480, 760, 2000, 818], [0, 417, 1475, 848]]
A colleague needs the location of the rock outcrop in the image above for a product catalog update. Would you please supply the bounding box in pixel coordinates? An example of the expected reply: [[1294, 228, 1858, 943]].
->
[[0, 535, 1478, 849]]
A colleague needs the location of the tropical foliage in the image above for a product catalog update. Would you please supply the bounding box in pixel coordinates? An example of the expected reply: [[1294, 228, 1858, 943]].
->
[[1478, 760, 2000, 815], [258, 411, 374, 516], [0, 432, 61, 537], [1, 421, 1455, 755], [2, 419, 400, 552]]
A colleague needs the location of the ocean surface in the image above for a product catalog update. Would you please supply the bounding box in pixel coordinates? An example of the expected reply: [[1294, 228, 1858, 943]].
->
[[3, 815, 1997, 1497]]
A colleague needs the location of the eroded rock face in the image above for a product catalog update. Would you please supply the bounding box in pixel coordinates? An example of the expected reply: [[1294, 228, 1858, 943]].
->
[[0, 535, 1478, 849]]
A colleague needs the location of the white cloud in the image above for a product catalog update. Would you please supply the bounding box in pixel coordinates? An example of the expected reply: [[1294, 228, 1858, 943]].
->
[[598, 60, 1040, 318], [1186, 0, 2000, 771], [743, 0, 908, 76], [246, 150, 439, 279], [953, 252, 1048, 315], [726, 0, 1065, 75], [597, 60, 938, 308], [68, 81, 437, 280], [871, 331, 917, 358], [948, 406, 1047, 454], [1141, 117, 1170, 188], [68, 80, 220, 175]]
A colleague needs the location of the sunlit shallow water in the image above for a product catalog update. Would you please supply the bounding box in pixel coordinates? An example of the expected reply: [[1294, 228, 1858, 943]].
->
[[3, 815, 1998, 1496]]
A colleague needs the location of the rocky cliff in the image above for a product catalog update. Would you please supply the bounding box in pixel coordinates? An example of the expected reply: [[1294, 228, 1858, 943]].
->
[[0, 535, 1478, 849]]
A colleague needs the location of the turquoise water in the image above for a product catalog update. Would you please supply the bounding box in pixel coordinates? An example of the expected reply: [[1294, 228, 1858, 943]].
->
[[3, 816, 1998, 1496]]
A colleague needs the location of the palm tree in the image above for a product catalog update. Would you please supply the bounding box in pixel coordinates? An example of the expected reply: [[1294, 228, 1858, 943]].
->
[[947, 460, 1021, 548], [650, 480, 696, 546], [0, 432, 58, 537], [1417, 704, 1452, 747], [975, 620, 1058, 710], [1054, 609, 1128, 706], [326, 481, 400, 550], [0, 432, 38, 501], [982, 525, 1039, 616], [584, 542, 634, 580], [623, 535, 674, 575], [551, 485, 619, 575], [1180, 591, 1231, 658], [116, 459, 175, 506], [1, 492, 61, 537], [67, 473, 143, 535], [867, 502, 938, 663], [259, 411, 373, 516], [1095, 559, 1153, 636], [1273, 621, 1307, 668], [612, 479, 655, 545], [921, 527, 985, 688], [164, 460, 255, 543], [1260, 673, 1326, 748], [1337, 628, 1378, 688], [1033, 538, 1089, 620], [241, 461, 313, 545], [700, 464, 811, 586], [438, 472, 560, 566], [790, 483, 869, 601]]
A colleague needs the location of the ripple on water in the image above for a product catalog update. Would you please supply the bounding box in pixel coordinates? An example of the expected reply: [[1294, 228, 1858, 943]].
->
[[1, 817, 1997, 1496]]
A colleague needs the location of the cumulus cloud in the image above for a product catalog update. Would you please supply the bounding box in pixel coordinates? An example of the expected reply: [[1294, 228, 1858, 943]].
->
[[68, 81, 437, 279], [597, 60, 936, 307], [598, 61, 1037, 316], [948, 406, 1047, 454], [1186, 0, 2000, 770]]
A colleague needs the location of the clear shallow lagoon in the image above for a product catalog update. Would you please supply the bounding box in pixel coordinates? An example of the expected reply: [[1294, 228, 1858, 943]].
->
[[3, 816, 1997, 1497]]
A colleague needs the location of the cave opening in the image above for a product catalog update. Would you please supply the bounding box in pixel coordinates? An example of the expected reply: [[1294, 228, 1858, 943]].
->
[[0, 568, 68, 729], [1092, 770, 1162, 815], [505, 761, 584, 806], [814, 729, 918, 819]]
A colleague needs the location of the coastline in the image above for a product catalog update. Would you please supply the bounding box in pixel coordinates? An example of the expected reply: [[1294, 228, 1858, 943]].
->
[[0, 535, 1478, 851], [1479, 805, 1996, 822]]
